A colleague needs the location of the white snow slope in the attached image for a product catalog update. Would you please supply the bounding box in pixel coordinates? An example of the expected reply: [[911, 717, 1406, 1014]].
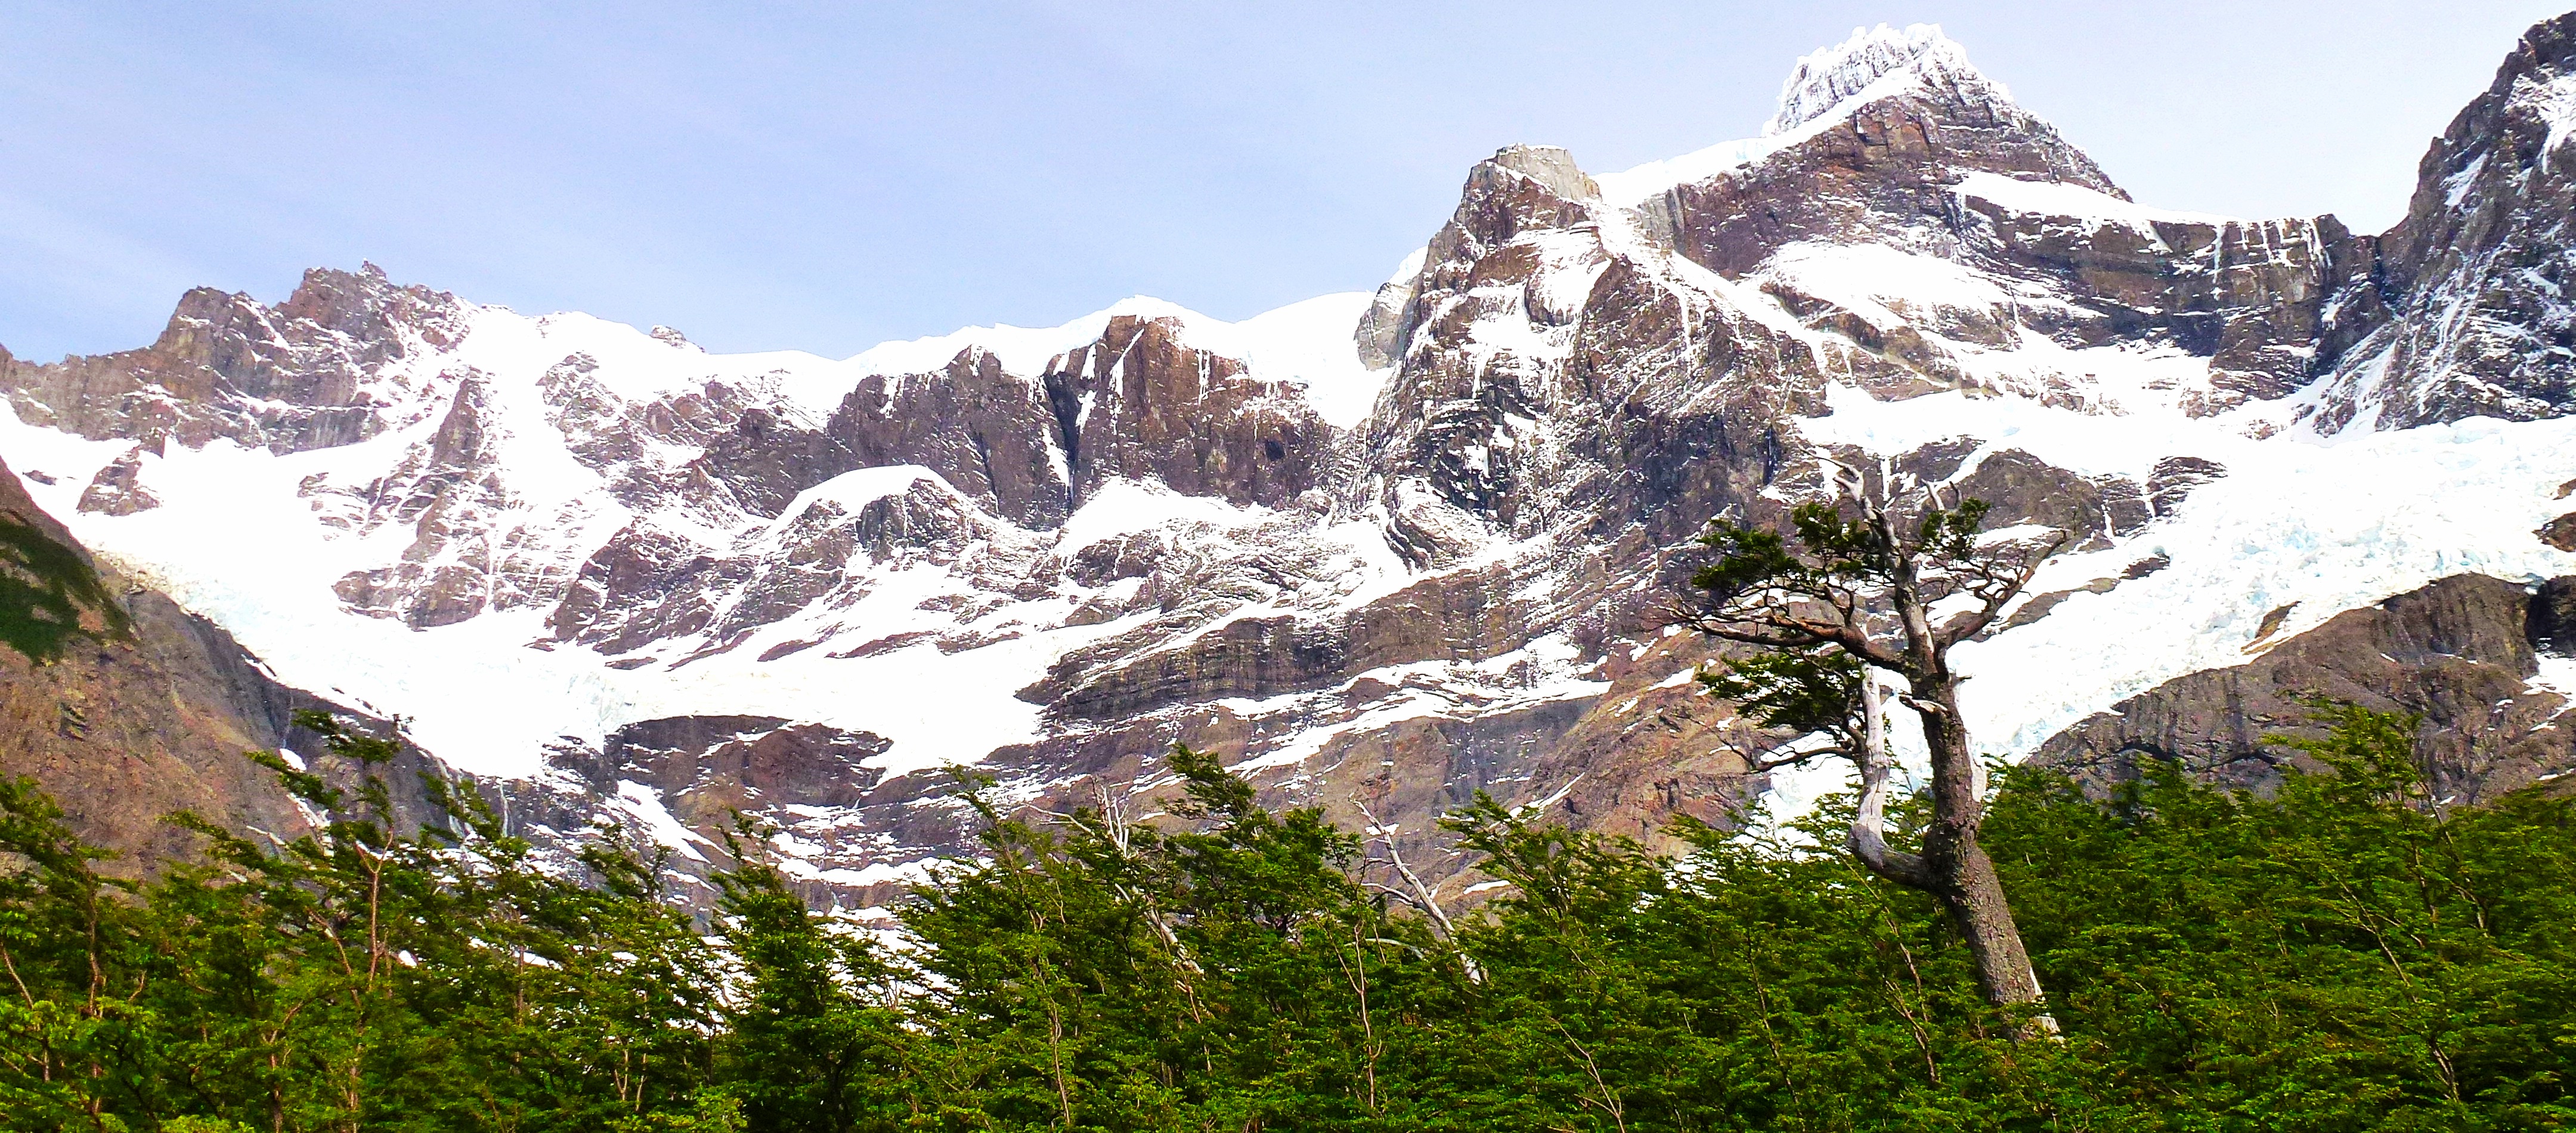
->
[[0, 291, 1392, 781]]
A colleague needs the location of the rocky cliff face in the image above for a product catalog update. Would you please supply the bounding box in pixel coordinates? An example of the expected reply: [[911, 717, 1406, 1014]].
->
[[2308, 12, 2576, 430], [0, 456, 459, 865], [1626, 24, 2368, 419], [0, 265, 466, 455], [7, 19, 2576, 904], [2035, 573, 2576, 803]]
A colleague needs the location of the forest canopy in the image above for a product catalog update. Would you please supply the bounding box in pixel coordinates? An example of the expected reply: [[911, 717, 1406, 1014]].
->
[[2, 705, 2573, 1132]]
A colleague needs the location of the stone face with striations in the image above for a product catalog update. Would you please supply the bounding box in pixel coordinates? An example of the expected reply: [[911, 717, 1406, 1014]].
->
[[2309, 12, 2576, 429], [2035, 574, 2576, 803], [1630, 23, 2373, 417], [1, 264, 465, 453], [1043, 315, 1332, 512]]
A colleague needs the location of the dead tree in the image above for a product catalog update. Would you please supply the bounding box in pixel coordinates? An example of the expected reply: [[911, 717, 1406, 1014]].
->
[[1676, 462, 2064, 1029]]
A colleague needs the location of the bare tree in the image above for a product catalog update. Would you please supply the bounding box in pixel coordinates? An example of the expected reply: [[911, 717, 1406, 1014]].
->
[[1675, 462, 2063, 1029], [1351, 797, 1483, 984]]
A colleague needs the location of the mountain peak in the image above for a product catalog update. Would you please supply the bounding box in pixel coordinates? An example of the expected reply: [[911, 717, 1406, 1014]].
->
[[1763, 23, 1998, 137], [1484, 144, 1600, 203]]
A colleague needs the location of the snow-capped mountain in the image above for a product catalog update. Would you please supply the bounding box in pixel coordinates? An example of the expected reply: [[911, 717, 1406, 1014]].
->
[[8, 18, 2576, 906]]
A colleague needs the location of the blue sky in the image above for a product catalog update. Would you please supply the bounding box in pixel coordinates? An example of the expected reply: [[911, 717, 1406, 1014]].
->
[[1, 1, 2562, 360]]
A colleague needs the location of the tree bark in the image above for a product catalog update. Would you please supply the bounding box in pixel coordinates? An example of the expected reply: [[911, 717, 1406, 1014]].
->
[[1847, 671, 1930, 889], [1909, 676, 2056, 1033]]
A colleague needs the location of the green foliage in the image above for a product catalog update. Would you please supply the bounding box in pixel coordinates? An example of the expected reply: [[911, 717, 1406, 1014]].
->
[[710, 828, 916, 1132], [0, 711, 724, 1132], [0, 514, 128, 664], [608, 1090, 744, 1132], [1689, 497, 1993, 609], [1695, 647, 1863, 739], [897, 746, 1442, 1129], [4, 710, 2575, 1129], [1984, 703, 2576, 1130]]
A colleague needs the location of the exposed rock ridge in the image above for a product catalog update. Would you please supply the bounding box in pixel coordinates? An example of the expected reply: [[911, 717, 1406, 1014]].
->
[[2307, 11, 2576, 429], [1764, 23, 2021, 141], [1627, 29, 2372, 416], [0, 264, 465, 453], [2035, 573, 2576, 803], [1041, 314, 1331, 511]]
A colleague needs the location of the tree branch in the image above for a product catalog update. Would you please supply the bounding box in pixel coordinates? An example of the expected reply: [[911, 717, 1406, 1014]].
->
[[1849, 671, 1935, 890], [1935, 531, 2069, 649], [1353, 798, 1483, 985]]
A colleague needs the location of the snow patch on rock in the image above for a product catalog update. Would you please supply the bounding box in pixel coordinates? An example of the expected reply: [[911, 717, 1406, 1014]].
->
[[1952, 171, 2238, 228], [1764, 23, 1993, 137], [842, 292, 1380, 426]]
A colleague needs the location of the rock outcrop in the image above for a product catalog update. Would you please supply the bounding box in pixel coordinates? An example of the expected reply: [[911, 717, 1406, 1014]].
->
[[0, 264, 465, 453], [516, 714, 954, 911], [1626, 23, 2371, 417], [2035, 574, 2576, 803], [2309, 12, 2576, 429]]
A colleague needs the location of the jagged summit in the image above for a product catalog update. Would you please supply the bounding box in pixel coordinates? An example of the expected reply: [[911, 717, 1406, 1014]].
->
[[1596, 22, 2101, 210], [1763, 23, 1999, 137], [1481, 144, 1601, 202], [2303, 9, 2576, 429]]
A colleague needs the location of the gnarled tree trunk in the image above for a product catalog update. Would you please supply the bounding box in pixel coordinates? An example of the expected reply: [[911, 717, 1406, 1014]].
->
[[1685, 462, 2063, 1033], [1908, 677, 2049, 1016]]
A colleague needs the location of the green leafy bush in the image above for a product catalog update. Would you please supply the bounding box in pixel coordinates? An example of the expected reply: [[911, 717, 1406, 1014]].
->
[[1, 707, 2570, 1131]]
